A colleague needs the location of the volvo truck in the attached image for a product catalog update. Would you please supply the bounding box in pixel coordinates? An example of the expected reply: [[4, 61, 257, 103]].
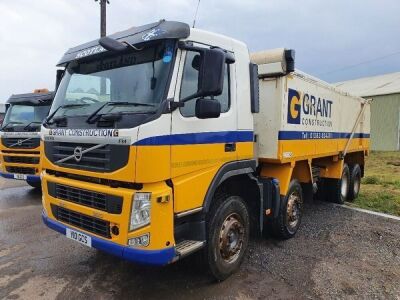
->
[[0, 90, 54, 188], [41, 20, 370, 280]]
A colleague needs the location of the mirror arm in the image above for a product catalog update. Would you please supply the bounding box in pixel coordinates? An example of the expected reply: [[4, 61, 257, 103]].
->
[[180, 92, 201, 103]]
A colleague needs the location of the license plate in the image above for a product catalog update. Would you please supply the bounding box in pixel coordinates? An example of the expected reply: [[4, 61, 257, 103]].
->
[[66, 228, 92, 247], [13, 174, 27, 180]]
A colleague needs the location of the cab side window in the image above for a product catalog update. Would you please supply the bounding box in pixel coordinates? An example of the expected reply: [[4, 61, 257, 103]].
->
[[180, 51, 230, 117]]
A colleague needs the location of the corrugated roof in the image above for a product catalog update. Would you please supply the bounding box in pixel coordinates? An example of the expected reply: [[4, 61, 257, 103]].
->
[[334, 72, 400, 97]]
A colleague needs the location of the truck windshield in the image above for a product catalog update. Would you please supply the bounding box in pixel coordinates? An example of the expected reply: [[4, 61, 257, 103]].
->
[[51, 40, 175, 118], [2, 104, 51, 129]]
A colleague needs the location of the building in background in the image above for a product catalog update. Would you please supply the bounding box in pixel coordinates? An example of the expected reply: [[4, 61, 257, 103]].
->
[[336, 72, 400, 151], [0, 103, 5, 124]]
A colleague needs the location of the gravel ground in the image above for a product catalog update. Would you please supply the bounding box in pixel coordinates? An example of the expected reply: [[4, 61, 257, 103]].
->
[[0, 177, 399, 299]]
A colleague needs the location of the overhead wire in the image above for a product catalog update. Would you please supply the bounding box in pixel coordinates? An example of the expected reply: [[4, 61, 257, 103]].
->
[[319, 50, 400, 76]]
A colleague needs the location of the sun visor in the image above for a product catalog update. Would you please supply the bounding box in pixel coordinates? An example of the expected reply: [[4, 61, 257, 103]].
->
[[57, 20, 190, 66], [7, 92, 55, 106]]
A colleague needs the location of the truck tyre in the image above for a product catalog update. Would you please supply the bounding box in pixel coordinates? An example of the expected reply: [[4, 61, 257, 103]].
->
[[348, 164, 361, 201], [205, 195, 249, 281], [271, 180, 303, 240], [328, 163, 350, 204]]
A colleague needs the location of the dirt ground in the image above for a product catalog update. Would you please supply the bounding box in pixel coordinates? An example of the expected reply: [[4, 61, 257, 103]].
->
[[0, 177, 399, 299]]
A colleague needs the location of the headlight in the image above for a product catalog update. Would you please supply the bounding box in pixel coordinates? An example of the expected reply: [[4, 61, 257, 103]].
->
[[129, 192, 151, 231]]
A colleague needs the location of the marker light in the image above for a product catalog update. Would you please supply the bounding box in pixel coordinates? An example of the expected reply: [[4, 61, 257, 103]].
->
[[129, 193, 151, 231]]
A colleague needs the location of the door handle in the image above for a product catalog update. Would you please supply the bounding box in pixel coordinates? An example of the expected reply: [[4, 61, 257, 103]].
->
[[225, 143, 236, 152]]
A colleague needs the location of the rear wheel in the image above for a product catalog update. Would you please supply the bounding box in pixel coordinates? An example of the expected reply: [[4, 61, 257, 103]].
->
[[328, 163, 350, 204], [348, 164, 361, 201], [205, 195, 249, 281], [271, 180, 303, 239]]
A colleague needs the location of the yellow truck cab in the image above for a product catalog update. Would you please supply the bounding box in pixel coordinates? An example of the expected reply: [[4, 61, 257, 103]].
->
[[41, 20, 370, 280], [0, 90, 54, 188]]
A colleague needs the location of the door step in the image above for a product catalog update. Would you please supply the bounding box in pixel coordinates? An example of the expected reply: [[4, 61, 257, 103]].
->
[[176, 240, 205, 257]]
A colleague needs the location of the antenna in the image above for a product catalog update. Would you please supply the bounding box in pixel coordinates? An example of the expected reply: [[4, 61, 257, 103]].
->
[[192, 0, 201, 28]]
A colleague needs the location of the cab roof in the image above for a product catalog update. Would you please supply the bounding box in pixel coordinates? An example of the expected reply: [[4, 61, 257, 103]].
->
[[57, 20, 190, 66], [7, 92, 55, 106]]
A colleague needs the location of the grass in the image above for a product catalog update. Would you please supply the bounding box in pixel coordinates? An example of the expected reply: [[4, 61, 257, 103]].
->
[[349, 151, 400, 216]]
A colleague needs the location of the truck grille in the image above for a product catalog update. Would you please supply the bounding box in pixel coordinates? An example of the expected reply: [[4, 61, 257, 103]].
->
[[51, 205, 111, 239], [5, 166, 35, 174], [1, 138, 40, 149], [44, 142, 129, 172], [3, 156, 39, 164], [47, 182, 123, 214]]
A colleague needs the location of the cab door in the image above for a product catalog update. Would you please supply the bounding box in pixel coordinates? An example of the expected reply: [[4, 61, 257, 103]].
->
[[170, 47, 237, 213]]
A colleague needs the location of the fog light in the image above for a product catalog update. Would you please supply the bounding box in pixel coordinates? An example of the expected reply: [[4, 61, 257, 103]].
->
[[128, 233, 150, 247], [111, 225, 119, 236]]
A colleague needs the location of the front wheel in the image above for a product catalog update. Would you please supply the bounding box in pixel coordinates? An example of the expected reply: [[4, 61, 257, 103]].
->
[[205, 195, 249, 281]]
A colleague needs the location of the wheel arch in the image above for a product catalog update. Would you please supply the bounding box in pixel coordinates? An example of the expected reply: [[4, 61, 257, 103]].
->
[[202, 159, 257, 213], [202, 160, 262, 234]]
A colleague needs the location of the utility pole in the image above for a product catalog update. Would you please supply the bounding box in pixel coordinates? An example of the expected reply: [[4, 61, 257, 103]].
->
[[95, 0, 110, 37], [94, 0, 109, 96]]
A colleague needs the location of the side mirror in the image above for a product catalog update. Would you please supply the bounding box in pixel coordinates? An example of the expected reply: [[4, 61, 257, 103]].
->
[[195, 98, 221, 119], [55, 69, 65, 90], [181, 48, 227, 102], [197, 48, 226, 98]]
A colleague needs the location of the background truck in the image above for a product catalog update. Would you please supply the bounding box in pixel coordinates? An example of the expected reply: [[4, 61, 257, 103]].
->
[[0, 90, 54, 188], [41, 20, 370, 280]]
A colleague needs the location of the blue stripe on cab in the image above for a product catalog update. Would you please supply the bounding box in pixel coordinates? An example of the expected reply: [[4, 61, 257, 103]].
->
[[278, 131, 370, 140], [134, 131, 254, 146]]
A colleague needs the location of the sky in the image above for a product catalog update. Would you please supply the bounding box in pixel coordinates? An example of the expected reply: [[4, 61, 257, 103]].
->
[[0, 0, 399, 102]]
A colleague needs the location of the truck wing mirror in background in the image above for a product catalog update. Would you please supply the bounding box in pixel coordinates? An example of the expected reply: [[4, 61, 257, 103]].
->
[[55, 69, 65, 90], [195, 98, 221, 119]]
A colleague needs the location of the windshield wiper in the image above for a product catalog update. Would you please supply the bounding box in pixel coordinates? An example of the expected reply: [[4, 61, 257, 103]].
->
[[1, 121, 23, 131], [44, 104, 88, 125], [23, 121, 42, 130], [86, 101, 155, 124]]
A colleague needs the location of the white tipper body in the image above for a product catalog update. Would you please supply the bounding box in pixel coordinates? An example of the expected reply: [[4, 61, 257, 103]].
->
[[254, 70, 370, 160]]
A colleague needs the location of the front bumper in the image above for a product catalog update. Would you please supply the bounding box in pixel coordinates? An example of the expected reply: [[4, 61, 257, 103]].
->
[[42, 212, 176, 266], [0, 172, 40, 183]]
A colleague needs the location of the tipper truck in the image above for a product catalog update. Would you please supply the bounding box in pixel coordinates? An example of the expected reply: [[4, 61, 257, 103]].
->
[[0, 90, 54, 188], [41, 20, 370, 280]]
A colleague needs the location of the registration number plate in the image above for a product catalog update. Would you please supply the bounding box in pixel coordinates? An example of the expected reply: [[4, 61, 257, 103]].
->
[[66, 228, 92, 247], [13, 174, 27, 180]]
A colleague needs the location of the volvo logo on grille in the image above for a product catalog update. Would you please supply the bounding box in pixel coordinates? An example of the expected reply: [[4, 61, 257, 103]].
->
[[74, 147, 83, 162], [55, 143, 104, 164], [17, 140, 23, 146]]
